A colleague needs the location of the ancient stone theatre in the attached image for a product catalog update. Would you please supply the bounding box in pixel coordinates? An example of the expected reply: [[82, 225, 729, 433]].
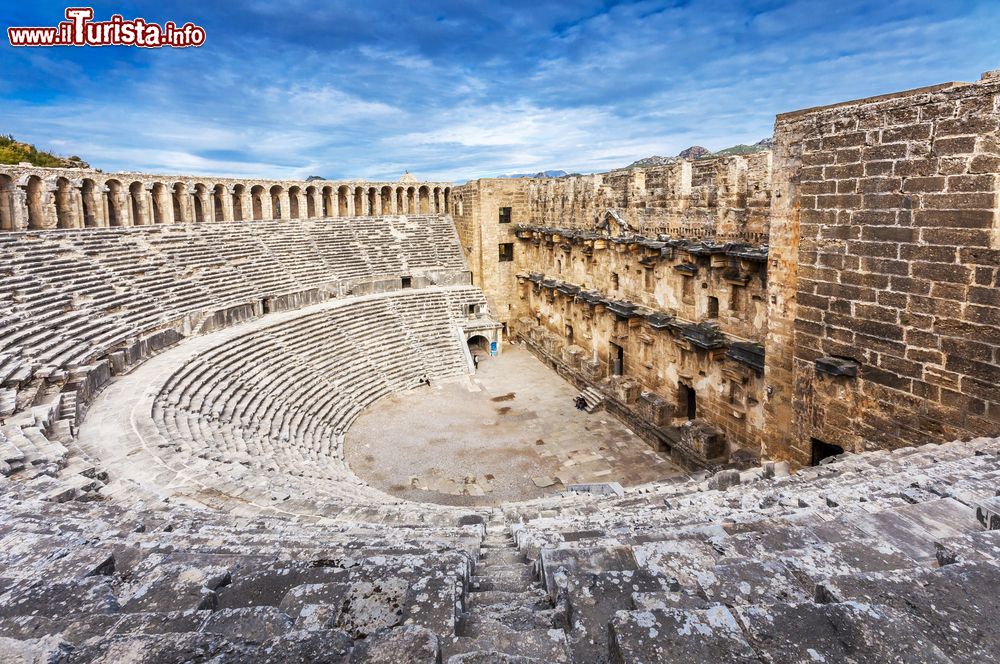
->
[[1, 70, 1000, 662]]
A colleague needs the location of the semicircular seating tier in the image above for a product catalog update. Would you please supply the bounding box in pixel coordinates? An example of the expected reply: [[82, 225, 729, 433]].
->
[[123, 286, 490, 516]]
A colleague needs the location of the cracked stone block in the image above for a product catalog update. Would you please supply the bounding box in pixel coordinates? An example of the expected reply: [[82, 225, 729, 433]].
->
[[61, 632, 248, 664], [201, 606, 294, 644], [260, 628, 354, 663], [336, 578, 409, 638], [708, 469, 740, 491], [609, 606, 755, 663], [697, 559, 809, 605], [119, 564, 230, 613], [349, 625, 440, 663], [0, 577, 119, 620], [736, 601, 951, 663], [0, 635, 72, 664], [539, 546, 637, 597]]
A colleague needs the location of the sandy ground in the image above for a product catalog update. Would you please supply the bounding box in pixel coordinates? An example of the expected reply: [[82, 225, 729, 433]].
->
[[345, 345, 683, 506]]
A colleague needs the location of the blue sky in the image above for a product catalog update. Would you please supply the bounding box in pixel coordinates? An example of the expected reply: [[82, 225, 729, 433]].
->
[[2, 1, 999, 181]]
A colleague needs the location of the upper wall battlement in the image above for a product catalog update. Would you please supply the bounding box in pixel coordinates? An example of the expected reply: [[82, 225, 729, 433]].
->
[[0, 165, 453, 231], [459, 151, 772, 243]]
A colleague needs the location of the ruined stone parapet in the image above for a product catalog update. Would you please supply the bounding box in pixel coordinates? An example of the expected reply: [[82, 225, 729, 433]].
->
[[0, 164, 453, 231], [468, 151, 772, 242]]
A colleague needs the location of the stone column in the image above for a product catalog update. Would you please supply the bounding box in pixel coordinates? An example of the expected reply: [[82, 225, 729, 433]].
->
[[135, 183, 154, 226], [200, 188, 213, 222], [223, 185, 237, 222], [241, 189, 252, 221], [261, 191, 274, 220], [278, 190, 291, 220], [36, 182, 59, 229], [312, 188, 323, 218], [11, 187, 27, 231], [69, 180, 85, 228], [96, 185, 110, 227], [180, 185, 195, 223]]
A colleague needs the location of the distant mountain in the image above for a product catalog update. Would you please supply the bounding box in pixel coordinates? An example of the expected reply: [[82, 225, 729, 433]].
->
[[0, 134, 89, 168], [677, 145, 710, 160], [712, 137, 775, 157], [625, 155, 676, 168], [624, 138, 774, 170], [498, 169, 568, 179]]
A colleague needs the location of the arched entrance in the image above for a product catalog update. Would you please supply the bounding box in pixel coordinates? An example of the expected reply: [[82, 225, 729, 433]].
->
[[0, 174, 13, 231], [467, 335, 492, 367], [251, 185, 264, 220]]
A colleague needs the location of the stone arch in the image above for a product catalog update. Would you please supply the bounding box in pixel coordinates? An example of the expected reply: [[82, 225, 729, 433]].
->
[[322, 185, 333, 217], [432, 187, 441, 214], [81, 179, 99, 227], [0, 174, 13, 231], [128, 181, 145, 226], [56, 177, 77, 229], [269, 185, 283, 219], [232, 184, 245, 221], [213, 184, 226, 222], [418, 185, 430, 214], [288, 185, 301, 219], [467, 334, 492, 360], [396, 186, 405, 214], [25, 175, 45, 229], [444, 187, 451, 213], [380, 186, 393, 215], [172, 182, 187, 223], [367, 187, 377, 215], [338, 185, 351, 216], [251, 185, 265, 220], [193, 183, 208, 223], [354, 186, 364, 216], [406, 186, 416, 214], [306, 185, 317, 218], [151, 183, 168, 224], [106, 179, 124, 227]]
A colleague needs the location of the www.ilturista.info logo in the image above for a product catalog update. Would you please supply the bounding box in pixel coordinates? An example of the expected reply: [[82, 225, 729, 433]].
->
[[7, 7, 206, 48]]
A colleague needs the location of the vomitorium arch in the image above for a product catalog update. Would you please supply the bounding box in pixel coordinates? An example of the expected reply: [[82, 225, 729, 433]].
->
[[0, 71, 999, 662]]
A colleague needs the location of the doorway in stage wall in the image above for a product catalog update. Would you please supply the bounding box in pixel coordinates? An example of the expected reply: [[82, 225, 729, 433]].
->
[[678, 383, 697, 420]]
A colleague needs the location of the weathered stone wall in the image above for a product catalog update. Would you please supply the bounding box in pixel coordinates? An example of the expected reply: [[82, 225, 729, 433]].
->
[[0, 165, 451, 231], [512, 230, 768, 343], [514, 277, 767, 461], [519, 152, 771, 241], [463, 72, 1000, 469], [450, 179, 530, 325], [453, 152, 771, 325], [769, 72, 1000, 464]]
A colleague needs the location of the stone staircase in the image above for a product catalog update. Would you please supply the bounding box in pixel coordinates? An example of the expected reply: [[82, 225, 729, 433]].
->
[[578, 387, 604, 413], [445, 519, 571, 662]]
